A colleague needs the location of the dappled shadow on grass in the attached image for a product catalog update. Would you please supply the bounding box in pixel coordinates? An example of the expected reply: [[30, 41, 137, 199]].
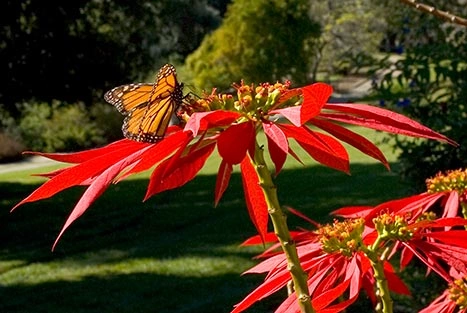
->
[[0, 163, 410, 313], [0, 271, 286, 313]]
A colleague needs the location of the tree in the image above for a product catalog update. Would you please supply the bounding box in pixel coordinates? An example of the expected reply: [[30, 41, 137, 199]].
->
[[307, 1, 387, 80], [374, 1, 467, 189], [0, 0, 221, 112], [185, 0, 320, 91]]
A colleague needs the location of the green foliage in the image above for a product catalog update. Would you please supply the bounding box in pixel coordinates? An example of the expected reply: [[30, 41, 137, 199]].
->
[[18, 101, 108, 152], [1, 0, 221, 111], [375, 3, 467, 190], [0, 106, 26, 162], [185, 0, 320, 90], [307, 1, 386, 79]]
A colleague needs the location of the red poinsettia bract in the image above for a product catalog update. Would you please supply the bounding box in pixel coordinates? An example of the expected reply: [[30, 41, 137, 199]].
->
[[12, 82, 455, 249], [237, 217, 410, 313]]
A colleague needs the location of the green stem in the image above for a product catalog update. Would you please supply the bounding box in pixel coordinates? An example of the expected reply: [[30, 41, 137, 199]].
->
[[251, 141, 314, 313], [461, 203, 467, 230], [364, 238, 393, 313]]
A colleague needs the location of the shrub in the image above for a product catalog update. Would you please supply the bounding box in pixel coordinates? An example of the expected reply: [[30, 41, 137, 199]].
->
[[0, 106, 24, 162], [18, 101, 107, 152], [375, 22, 467, 190]]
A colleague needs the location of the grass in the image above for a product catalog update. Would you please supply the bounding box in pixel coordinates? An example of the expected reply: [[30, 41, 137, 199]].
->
[[0, 128, 412, 313]]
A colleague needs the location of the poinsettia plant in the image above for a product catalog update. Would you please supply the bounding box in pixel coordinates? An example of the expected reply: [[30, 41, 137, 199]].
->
[[12, 79, 458, 313]]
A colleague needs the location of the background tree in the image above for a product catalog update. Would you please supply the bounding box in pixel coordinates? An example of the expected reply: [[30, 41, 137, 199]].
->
[[0, 0, 222, 112], [184, 0, 320, 91], [374, 1, 467, 190], [307, 0, 387, 81]]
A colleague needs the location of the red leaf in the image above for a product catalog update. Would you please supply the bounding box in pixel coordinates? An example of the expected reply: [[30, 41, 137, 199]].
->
[[280, 124, 350, 174], [115, 131, 191, 182], [311, 118, 389, 169], [231, 266, 290, 313], [263, 122, 288, 175], [52, 146, 151, 249], [145, 142, 216, 199], [322, 103, 457, 145], [240, 155, 269, 244], [218, 122, 255, 164], [23, 139, 144, 163], [361, 193, 445, 225], [313, 278, 351, 311], [277, 88, 302, 105], [241, 232, 281, 246], [331, 206, 374, 218], [286, 206, 320, 227], [424, 229, 467, 247], [184, 110, 241, 136], [12, 143, 146, 211], [214, 160, 233, 207], [271, 106, 301, 127], [385, 263, 411, 295], [442, 191, 459, 218], [301, 83, 333, 124], [400, 245, 415, 269]]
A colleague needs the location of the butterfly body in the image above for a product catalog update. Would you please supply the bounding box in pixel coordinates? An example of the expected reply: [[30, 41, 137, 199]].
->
[[104, 64, 183, 143]]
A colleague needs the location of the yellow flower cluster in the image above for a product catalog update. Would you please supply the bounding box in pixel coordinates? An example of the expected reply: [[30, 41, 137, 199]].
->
[[317, 218, 365, 257], [373, 213, 413, 241], [426, 168, 467, 194], [449, 277, 467, 309]]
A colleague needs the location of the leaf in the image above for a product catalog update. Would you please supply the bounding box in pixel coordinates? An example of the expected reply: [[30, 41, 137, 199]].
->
[[442, 191, 459, 218], [286, 206, 320, 227], [12, 143, 147, 211], [241, 232, 281, 246], [424, 229, 467, 247], [23, 139, 144, 163], [240, 155, 269, 244], [184, 110, 241, 136], [115, 131, 192, 182], [263, 122, 288, 175], [331, 206, 374, 218], [384, 262, 411, 295], [300, 83, 333, 124], [311, 118, 389, 169], [214, 160, 233, 207], [218, 122, 255, 164], [145, 142, 216, 200], [321, 103, 457, 145], [280, 124, 349, 174], [231, 265, 290, 313], [52, 146, 151, 249], [270, 106, 301, 127]]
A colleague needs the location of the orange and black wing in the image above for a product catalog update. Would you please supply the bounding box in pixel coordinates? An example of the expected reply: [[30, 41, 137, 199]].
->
[[104, 64, 183, 143]]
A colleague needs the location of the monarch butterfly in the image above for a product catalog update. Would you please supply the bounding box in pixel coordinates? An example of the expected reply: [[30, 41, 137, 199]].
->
[[104, 64, 184, 143]]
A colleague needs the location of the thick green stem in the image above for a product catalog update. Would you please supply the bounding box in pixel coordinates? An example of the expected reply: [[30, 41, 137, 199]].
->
[[251, 141, 314, 313], [461, 203, 467, 229], [365, 238, 393, 313]]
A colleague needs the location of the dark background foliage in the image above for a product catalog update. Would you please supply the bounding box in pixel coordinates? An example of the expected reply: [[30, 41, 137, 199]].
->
[[0, 0, 222, 111], [373, 1, 467, 190]]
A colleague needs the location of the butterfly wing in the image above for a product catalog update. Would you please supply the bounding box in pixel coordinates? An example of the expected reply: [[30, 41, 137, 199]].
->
[[104, 64, 183, 143], [104, 83, 154, 114]]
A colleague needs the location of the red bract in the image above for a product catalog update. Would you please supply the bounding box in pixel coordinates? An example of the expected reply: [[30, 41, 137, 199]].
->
[[11, 127, 205, 249], [235, 228, 409, 313], [269, 83, 455, 172], [12, 81, 456, 249], [419, 290, 461, 313], [333, 169, 467, 225], [420, 270, 467, 313], [399, 218, 467, 281]]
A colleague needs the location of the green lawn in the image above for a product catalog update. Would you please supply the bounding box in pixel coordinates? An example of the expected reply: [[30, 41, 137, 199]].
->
[[0, 128, 411, 313]]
